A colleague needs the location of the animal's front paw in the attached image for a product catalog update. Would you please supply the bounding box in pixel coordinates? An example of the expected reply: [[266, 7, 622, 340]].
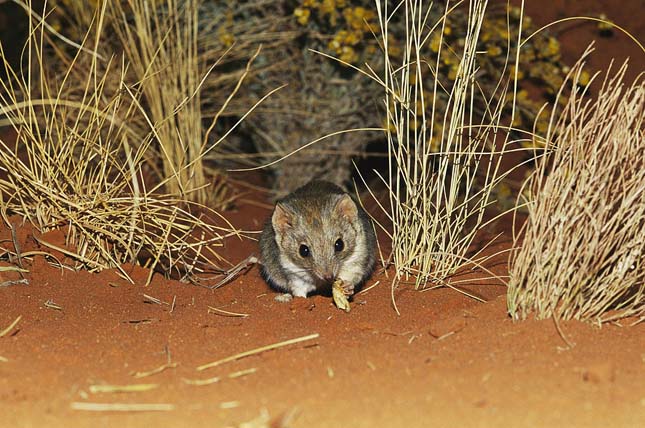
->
[[274, 293, 293, 303], [340, 281, 355, 296]]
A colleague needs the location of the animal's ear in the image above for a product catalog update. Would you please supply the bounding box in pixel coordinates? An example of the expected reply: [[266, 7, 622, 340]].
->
[[334, 194, 359, 222], [272, 203, 293, 235]]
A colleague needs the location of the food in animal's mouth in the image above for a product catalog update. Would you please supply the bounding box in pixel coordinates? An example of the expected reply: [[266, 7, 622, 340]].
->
[[332, 279, 351, 312]]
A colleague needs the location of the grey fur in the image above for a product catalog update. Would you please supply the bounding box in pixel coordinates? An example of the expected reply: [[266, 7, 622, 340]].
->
[[259, 180, 377, 298]]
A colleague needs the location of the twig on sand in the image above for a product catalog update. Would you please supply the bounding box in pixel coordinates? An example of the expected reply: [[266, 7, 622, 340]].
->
[[205, 255, 258, 289], [197, 333, 319, 371], [183, 367, 257, 386], [44, 300, 63, 311], [133, 345, 177, 378], [0, 315, 22, 337], [182, 376, 221, 386], [208, 306, 249, 318], [143, 294, 168, 305], [89, 384, 159, 393], [70, 402, 174, 412], [0, 279, 29, 287], [132, 362, 178, 379]]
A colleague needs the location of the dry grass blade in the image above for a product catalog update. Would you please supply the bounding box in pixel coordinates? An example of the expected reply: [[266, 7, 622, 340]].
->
[[0, 279, 29, 287], [0, 315, 22, 337], [183, 367, 256, 386], [228, 368, 257, 378], [207, 306, 249, 318], [0, 266, 28, 273], [508, 53, 644, 322], [182, 376, 221, 386], [70, 402, 175, 412], [197, 333, 320, 371], [89, 384, 159, 394], [132, 362, 178, 379]]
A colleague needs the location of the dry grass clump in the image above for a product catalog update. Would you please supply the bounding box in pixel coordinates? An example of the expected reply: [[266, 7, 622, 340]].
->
[[507, 61, 644, 322], [375, 0, 515, 294], [43, 0, 289, 207], [106, 0, 208, 203], [0, 2, 239, 283]]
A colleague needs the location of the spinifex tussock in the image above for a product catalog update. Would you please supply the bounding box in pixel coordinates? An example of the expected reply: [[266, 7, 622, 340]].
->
[[508, 60, 644, 322], [44, 0, 264, 207], [375, 0, 515, 298], [106, 0, 209, 205], [0, 2, 241, 283]]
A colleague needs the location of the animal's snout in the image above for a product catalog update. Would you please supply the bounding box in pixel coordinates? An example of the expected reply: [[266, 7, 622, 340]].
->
[[322, 273, 336, 284]]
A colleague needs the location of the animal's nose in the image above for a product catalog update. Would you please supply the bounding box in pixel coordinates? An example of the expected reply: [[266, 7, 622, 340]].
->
[[323, 273, 335, 284]]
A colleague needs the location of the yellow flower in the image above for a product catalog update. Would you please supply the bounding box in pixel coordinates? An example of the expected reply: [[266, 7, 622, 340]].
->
[[534, 114, 550, 136], [447, 65, 458, 81], [507, 5, 521, 19], [480, 28, 491, 43], [597, 13, 614, 32], [354, 6, 367, 19], [522, 15, 533, 30], [545, 37, 560, 58], [320, 0, 335, 14], [577, 70, 591, 86], [487, 44, 502, 57], [442, 53, 456, 66], [217, 22, 235, 48], [383, 118, 397, 134], [497, 182, 512, 200], [343, 31, 361, 45], [414, 99, 424, 116], [521, 47, 536, 62], [328, 38, 341, 52], [497, 27, 510, 40], [409, 71, 418, 86], [443, 26, 452, 36], [339, 46, 358, 63], [387, 43, 402, 57], [509, 65, 525, 80], [294, 7, 311, 26], [430, 126, 445, 151], [343, 6, 376, 31], [365, 44, 378, 55], [429, 33, 442, 52]]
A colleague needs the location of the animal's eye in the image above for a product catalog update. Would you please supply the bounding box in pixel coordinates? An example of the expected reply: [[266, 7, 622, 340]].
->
[[299, 244, 310, 258], [334, 238, 344, 252]]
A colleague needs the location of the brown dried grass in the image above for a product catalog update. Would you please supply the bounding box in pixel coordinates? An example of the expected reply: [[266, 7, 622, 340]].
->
[[0, 1, 243, 283], [507, 56, 644, 322]]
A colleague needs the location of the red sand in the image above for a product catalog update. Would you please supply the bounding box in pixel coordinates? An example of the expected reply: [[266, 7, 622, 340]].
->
[[1, 192, 643, 428], [1, 2, 644, 427]]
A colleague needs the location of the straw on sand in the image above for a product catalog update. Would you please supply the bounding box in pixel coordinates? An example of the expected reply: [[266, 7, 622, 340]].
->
[[197, 333, 319, 371]]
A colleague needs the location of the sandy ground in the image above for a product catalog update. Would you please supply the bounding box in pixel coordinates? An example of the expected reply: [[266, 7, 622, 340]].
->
[[1, 1, 644, 427], [1, 193, 643, 428]]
